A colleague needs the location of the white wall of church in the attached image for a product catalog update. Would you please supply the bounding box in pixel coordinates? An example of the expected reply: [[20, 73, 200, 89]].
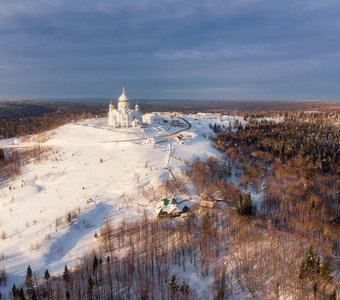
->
[[108, 89, 142, 128]]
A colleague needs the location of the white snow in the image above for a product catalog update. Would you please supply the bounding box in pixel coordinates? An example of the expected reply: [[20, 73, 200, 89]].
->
[[0, 114, 248, 294]]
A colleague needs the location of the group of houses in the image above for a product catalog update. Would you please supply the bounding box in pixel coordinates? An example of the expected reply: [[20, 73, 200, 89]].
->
[[156, 192, 226, 219], [157, 197, 190, 219]]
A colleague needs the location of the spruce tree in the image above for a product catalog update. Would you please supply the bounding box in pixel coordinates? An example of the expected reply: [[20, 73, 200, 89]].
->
[[184, 283, 190, 295], [180, 281, 190, 295], [19, 288, 25, 300], [236, 193, 252, 216], [299, 246, 319, 279], [25, 265, 35, 299], [313, 282, 317, 298], [26, 265, 32, 278], [44, 269, 50, 281], [0, 148, 4, 160], [63, 265, 70, 283], [215, 285, 224, 300], [87, 276, 94, 299], [169, 275, 179, 293], [12, 284, 18, 298], [92, 255, 98, 274], [329, 290, 336, 300]]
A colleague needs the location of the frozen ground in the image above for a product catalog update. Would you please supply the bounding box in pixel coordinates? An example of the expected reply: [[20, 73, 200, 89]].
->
[[0, 114, 247, 295]]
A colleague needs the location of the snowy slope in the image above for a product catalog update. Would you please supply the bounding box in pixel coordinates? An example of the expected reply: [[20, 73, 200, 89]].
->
[[0, 115, 242, 293]]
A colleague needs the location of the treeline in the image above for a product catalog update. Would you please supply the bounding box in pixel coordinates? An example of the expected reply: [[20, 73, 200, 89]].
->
[[0, 113, 96, 139], [0, 100, 109, 139], [215, 119, 339, 174], [0, 100, 107, 120]]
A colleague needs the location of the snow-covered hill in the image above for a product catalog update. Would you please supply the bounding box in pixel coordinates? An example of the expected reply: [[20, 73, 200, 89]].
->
[[0, 114, 244, 293]]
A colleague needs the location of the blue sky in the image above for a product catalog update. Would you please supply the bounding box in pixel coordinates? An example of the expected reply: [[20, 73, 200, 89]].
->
[[0, 0, 339, 100]]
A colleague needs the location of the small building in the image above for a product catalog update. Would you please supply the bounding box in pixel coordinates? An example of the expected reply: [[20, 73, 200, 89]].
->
[[157, 197, 189, 218], [142, 113, 168, 125]]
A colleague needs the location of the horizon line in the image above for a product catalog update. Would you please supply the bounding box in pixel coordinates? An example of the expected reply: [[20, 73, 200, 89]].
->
[[1, 97, 339, 103]]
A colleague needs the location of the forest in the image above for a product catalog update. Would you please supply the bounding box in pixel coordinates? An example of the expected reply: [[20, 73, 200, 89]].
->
[[1, 99, 338, 138], [0, 100, 108, 139]]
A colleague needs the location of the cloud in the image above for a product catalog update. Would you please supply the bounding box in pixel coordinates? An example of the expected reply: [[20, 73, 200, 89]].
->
[[0, 0, 340, 99]]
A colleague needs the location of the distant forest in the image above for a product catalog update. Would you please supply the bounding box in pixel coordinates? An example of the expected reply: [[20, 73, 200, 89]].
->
[[0, 99, 339, 138], [0, 101, 107, 138]]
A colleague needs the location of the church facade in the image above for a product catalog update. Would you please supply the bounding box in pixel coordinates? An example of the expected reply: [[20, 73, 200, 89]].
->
[[108, 88, 142, 128]]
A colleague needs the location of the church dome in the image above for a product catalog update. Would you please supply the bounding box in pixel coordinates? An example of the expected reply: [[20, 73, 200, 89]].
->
[[118, 87, 128, 102]]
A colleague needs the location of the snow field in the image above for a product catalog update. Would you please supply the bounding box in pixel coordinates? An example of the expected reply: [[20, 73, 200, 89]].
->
[[0, 114, 246, 294]]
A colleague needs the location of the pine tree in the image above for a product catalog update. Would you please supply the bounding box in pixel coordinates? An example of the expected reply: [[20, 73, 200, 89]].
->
[[215, 285, 224, 300], [169, 275, 179, 293], [87, 276, 94, 299], [299, 246, 320, 279], [92, 255, 98, 274], [12, 284, 19, 299], [12, 284, 26, 300], [25, 265, 35, 299], [236, 193, 252, 216], [329, 290, 336, 300], [41, 268, 51, 299], [63, 265, 70, 283], [184, 283, 190, 295], [26, 265, 32, 279], [313, 282, 317, 298], [0, 148, 4, 160], [44, 269, 50, 281], [19, 288, 25, 300]]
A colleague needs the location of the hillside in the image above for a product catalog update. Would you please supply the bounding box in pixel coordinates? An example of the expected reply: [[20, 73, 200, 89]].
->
[[0, 112, 338, 299], [0, 114, 244, 297]]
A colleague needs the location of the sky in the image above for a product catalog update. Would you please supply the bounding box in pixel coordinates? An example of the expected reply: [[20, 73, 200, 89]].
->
[[0, 0, 339, 100]]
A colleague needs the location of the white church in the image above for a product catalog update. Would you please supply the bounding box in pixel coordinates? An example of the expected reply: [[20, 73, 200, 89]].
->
[[108, 88, 143, 128]]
